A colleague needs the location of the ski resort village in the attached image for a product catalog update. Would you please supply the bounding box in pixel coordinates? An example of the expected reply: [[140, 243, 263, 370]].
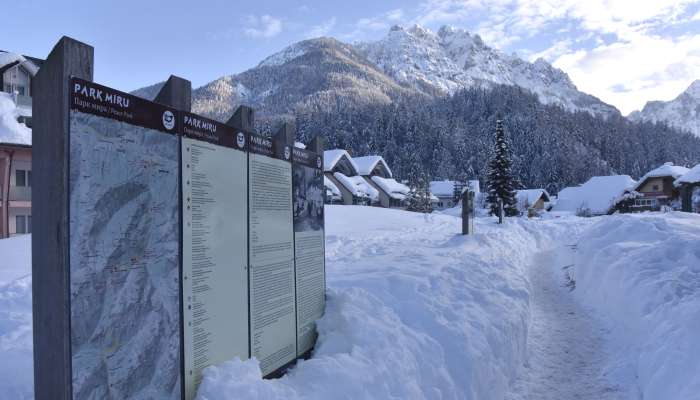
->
[[2, 2, 700, 400]]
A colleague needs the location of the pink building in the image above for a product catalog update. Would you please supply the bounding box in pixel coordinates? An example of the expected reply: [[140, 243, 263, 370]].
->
[[0, 142, 32, 238]]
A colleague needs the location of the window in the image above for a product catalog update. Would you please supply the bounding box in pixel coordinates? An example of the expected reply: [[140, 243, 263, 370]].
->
[[15, 170, 26, 187], [3, 84, 10, 93], [27, 170, 31, 187], [16, 215, 26, 234], [15, 86, 25, 96], [652, 184, 660, 191], [27, 215, 32, 234]]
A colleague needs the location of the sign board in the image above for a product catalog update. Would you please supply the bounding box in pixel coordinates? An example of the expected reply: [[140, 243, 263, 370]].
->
[[247, 133, 297, 376], [180, 112, 249, 399], [69, 78, 182, 399], [291, 147, 326, 356]]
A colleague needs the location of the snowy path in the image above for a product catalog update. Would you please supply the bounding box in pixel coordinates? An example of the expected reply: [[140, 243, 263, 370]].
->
[[505, 246, 637, 400]]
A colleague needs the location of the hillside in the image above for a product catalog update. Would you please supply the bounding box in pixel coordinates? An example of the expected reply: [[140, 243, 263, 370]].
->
[[629, 80, 700, 138]]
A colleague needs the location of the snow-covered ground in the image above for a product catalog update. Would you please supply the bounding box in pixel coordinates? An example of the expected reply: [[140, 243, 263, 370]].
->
[[1, 207, 699, 400]]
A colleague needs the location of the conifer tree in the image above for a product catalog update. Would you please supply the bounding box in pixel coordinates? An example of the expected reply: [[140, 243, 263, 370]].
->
[[486, 119, 519, 216]]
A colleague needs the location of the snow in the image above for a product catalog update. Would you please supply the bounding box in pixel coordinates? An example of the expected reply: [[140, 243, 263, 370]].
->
[[352, 156, 393, 178], [358, 25, 617, 118], [333, 173, 378, 201], [371, 176, 410, 200], [516, 189, 550, 208], [552, 175, 636, 215], [323, 149, 358, 173], [0, 93, 32, 145], [323, 176, 341, 200], [0, 235, 33, 399], [0, 52, 39, 76], [429, 180, 460, 197], [573, 212, 700, 400], [258, 43, 309, 67], [633, 162, 690, 191], [3, 207, 700, 399], [629, 80, 700, 138], [674, 163, 700, 186]]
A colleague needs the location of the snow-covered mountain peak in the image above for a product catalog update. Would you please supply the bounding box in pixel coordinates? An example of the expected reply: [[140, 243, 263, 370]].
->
[[358, 25, 617, 117], [629, 79, 700, 137]]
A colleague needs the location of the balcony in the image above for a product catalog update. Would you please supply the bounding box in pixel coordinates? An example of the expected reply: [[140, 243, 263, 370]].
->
[[9, 186, 31, 202]]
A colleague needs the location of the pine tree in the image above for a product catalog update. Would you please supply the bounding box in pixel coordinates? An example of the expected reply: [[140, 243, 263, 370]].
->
[[486, 119, 520, 216]]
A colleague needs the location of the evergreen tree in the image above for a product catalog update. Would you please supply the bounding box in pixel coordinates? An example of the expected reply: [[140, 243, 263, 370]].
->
[[486, 119, 520, 216], [406, 173, 433, 213]]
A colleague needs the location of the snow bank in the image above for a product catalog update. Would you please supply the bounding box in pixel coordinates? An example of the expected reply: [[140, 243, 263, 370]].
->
[[0, 236, 33, 399], [198, 207, 571, 400], [574, 213, 700, 400], [0, 93, 32, 145]]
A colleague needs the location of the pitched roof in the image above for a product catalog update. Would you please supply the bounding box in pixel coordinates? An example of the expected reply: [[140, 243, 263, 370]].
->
[[353, 155, 393, 177], [0, 51, 39, 75], [634, 162, 690, 190], [553, 175, 636, 214], [675, 164, 700, 186], [516, 189, 550, 206], [372, 176, 410, 200], [323, 149, 358, 174]]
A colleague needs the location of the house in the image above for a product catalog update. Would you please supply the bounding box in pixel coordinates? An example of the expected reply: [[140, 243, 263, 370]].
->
[[0, 142, 32, 238], [429, 180, 460, 209], [674, 164, 700, 213], [631, 162, 689, 211], [552, 175, 636, 216], [0, 51, 40, 122], [516, 189, 551, 213], [354, 155, 409, 208], [323, 149, 376, 205], [324, 176, 342, 204]]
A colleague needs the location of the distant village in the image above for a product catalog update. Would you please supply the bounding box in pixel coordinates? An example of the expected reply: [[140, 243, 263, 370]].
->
[[2, 50, 700, 238]]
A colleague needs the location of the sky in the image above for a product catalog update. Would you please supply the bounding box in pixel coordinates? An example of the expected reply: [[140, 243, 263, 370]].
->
[[3, 0, 700, 115]]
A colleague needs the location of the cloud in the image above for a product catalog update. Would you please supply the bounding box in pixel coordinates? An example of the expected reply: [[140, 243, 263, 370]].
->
[[343, 8, 406, 39], [244, 15, 283, 38], [306, 17, 337, 38]]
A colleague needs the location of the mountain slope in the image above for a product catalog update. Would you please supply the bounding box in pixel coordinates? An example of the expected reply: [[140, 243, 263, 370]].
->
[[357, 25, 619, 118], [134, 37, 419, 123], [629, 80, 700, 138]]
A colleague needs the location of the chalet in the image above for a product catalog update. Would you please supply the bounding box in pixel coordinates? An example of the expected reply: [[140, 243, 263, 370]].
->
[[552, 175, 636, 216], [0, 51, 40, 122], [429, 180, 459, 209], [354, 156, 409, 208], [323, 149, 377, 205], [516, 189, 551, 213], [632, 162, 689, 211], [674, 164, 700, 213]]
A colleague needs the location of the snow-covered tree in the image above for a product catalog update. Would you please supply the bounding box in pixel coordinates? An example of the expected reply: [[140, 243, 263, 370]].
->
[[486, 119, 519, 216]]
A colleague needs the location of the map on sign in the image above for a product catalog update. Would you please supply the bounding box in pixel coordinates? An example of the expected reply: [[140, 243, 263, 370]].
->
[[69, 78, 181, 400]]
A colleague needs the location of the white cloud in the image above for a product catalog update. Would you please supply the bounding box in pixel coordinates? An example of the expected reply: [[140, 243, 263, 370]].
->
[[343, 8, 406, 39], [412, 0, 700, 114], [244, 15, 283, 38], [306, 17, 337, 38]]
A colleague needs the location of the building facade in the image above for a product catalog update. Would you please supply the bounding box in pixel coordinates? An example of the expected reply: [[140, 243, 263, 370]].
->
[[0, 143, 32, 238], [632, 163, 689, 211]]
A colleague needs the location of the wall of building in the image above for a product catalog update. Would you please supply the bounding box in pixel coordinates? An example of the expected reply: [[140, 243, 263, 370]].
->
[[638, 177, 674, 197], [2, 65, 32, 96], [0, 145, 32, 238]]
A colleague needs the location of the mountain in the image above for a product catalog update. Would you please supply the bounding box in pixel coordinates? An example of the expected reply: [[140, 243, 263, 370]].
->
[[628, 80, 700, 138], [134, 37, 419, 123], [357, 25, 619, 118]]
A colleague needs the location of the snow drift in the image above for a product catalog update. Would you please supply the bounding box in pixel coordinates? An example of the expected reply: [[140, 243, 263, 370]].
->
[[574, 212, 700, 400]]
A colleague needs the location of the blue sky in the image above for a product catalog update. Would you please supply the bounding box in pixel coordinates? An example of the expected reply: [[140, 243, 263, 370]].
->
[[4, 0, 700, 114]]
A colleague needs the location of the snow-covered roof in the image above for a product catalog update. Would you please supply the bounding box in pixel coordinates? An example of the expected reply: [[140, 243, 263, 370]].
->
[[0, 92, 31, 146], [353, 156, 393, 178], [294, 141, 306, 149], [333, 172, 379, 200], [552, 175, 636, 214], [516, 189, 550, 206], [324, 176, 341, 198], [372, 176, 410, 200], [429, 180, 463, 197], [324, 149, 359, 174], [0, 52, 39, 76], [634, 162, 690, 190], [675, 164, 700, 186]]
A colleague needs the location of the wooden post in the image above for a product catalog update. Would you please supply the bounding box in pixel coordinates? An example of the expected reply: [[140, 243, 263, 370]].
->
[[273, 122, 295, 157], [228, 105, 255, 133], [32, 36, 94, 400], [462, 190, 474, 235], [155, 75, 192, 112], [498, 199, 504, 224]]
